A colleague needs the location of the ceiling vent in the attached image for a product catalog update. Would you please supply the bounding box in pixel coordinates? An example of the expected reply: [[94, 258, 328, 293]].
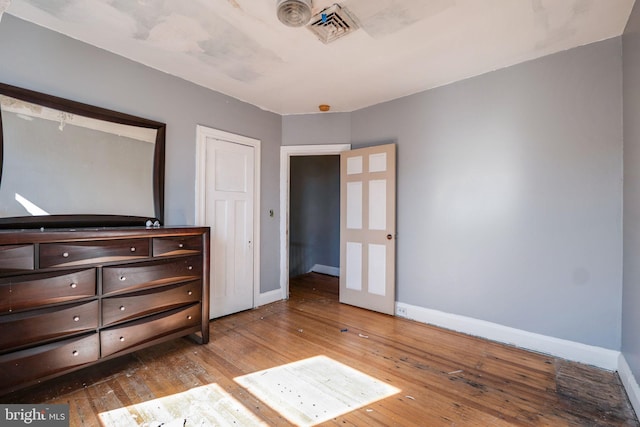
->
[[307, 4, 359, 44], [277, 0, 313, 27]]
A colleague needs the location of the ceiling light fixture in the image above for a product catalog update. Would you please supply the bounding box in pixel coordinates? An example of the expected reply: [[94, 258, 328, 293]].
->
[[277, 0, 312, 27]]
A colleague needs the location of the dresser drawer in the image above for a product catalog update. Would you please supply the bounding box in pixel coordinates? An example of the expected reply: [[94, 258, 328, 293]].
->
[[0, 244, 34, 272], [101, 303, 201, 357], [102, 255, 202, 295], [0, 333, 99, 393], [0, 301, 99, 352], [102, 280, 201, 326], [0, 269, 96, 314], [40, 239, 149, 268], [153, 236, 202, 257]]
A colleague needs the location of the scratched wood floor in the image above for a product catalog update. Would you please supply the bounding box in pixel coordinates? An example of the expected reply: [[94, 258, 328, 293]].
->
[[2, 272, 638, 426]]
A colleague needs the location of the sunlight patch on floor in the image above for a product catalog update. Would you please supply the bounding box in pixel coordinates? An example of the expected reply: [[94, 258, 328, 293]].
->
[[98, 383, 268, 427], [235, 355, 400, 426]]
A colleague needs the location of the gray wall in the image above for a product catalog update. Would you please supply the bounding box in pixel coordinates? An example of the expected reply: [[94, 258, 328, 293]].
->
[[289, 155, 340, 276], [282, 39, 623, 350], [282, 113, 351, 146], [348, 39, 624, 349], [283, 38, 622, 349], [623, 0, 640, 384], [350, 38, 623, 350], [0, 14, 282, 293]]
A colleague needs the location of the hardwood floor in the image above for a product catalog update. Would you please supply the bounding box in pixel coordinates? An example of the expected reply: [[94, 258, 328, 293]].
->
[[2, 272, 638, 426]]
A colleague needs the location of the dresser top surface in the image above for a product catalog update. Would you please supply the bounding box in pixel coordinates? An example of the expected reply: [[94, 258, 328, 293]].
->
[[0, 226, 210, 245]]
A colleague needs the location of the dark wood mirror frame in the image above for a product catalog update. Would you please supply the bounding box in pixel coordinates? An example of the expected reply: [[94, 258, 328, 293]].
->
[[0, 82, 165, 229]]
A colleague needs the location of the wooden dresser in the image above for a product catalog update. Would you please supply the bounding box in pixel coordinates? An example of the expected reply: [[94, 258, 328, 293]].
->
[[0, 226, 210, 395]]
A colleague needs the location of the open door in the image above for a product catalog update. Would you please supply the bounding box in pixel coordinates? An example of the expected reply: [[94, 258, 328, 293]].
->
[[340, 144, 396, 315]]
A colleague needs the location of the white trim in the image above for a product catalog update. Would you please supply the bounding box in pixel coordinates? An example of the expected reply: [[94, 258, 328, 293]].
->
[[395, 301, 620, 370], [619, 354, 640, 417], [256, 288, 284, 307], [279, 144, 351, 301], [195, 125, 261, 313], [309, 264, 340, 276]]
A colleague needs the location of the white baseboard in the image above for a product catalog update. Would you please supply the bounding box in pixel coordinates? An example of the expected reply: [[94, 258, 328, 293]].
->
[[309, 264, 340, 276], [395, 302, 620, 370], [619, 354, 640, 417], [254, 292, 638, 414], [256, 288, 283, 307]]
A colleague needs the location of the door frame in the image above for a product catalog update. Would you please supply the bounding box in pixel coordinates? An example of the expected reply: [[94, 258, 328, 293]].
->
[[195, 125, 262, 310], [279, 144, 351, 300]]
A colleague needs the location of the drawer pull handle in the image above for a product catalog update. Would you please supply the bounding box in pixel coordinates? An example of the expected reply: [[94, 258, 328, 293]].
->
[[187, 315, 192, 320], [188, 291, 193, 296], [119, 276, 126, 281], [119, 336, 125, 342], [73, 316, 80, 322], [62, 252, 69, 258], [120, 306, 126, 311], [130, 247, 136, 252], [188, 265, 193, 270], [70, 282, 77, 289], [178, 243, 184, 248], [72, 350, 79, 357]]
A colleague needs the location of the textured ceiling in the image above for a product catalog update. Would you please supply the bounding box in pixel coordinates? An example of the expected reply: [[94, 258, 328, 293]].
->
[[3, 0, 636, 114]]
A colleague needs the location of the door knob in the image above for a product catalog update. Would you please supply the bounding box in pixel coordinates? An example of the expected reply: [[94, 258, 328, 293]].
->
[[386, 234, 393, 240]]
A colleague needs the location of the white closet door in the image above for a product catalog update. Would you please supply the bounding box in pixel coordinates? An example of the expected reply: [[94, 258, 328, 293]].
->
[[204, 138, 255, 318]]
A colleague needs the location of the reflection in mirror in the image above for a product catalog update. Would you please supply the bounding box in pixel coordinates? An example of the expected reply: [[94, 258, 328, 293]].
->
[[0, 83, 165, 228], [1, 95, 156, 218]]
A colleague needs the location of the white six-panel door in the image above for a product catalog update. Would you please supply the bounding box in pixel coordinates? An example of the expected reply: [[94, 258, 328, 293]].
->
[[340, 144, 396, 315]]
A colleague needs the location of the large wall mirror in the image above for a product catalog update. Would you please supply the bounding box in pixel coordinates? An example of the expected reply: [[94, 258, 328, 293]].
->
[[0, 83, 165, 228]]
